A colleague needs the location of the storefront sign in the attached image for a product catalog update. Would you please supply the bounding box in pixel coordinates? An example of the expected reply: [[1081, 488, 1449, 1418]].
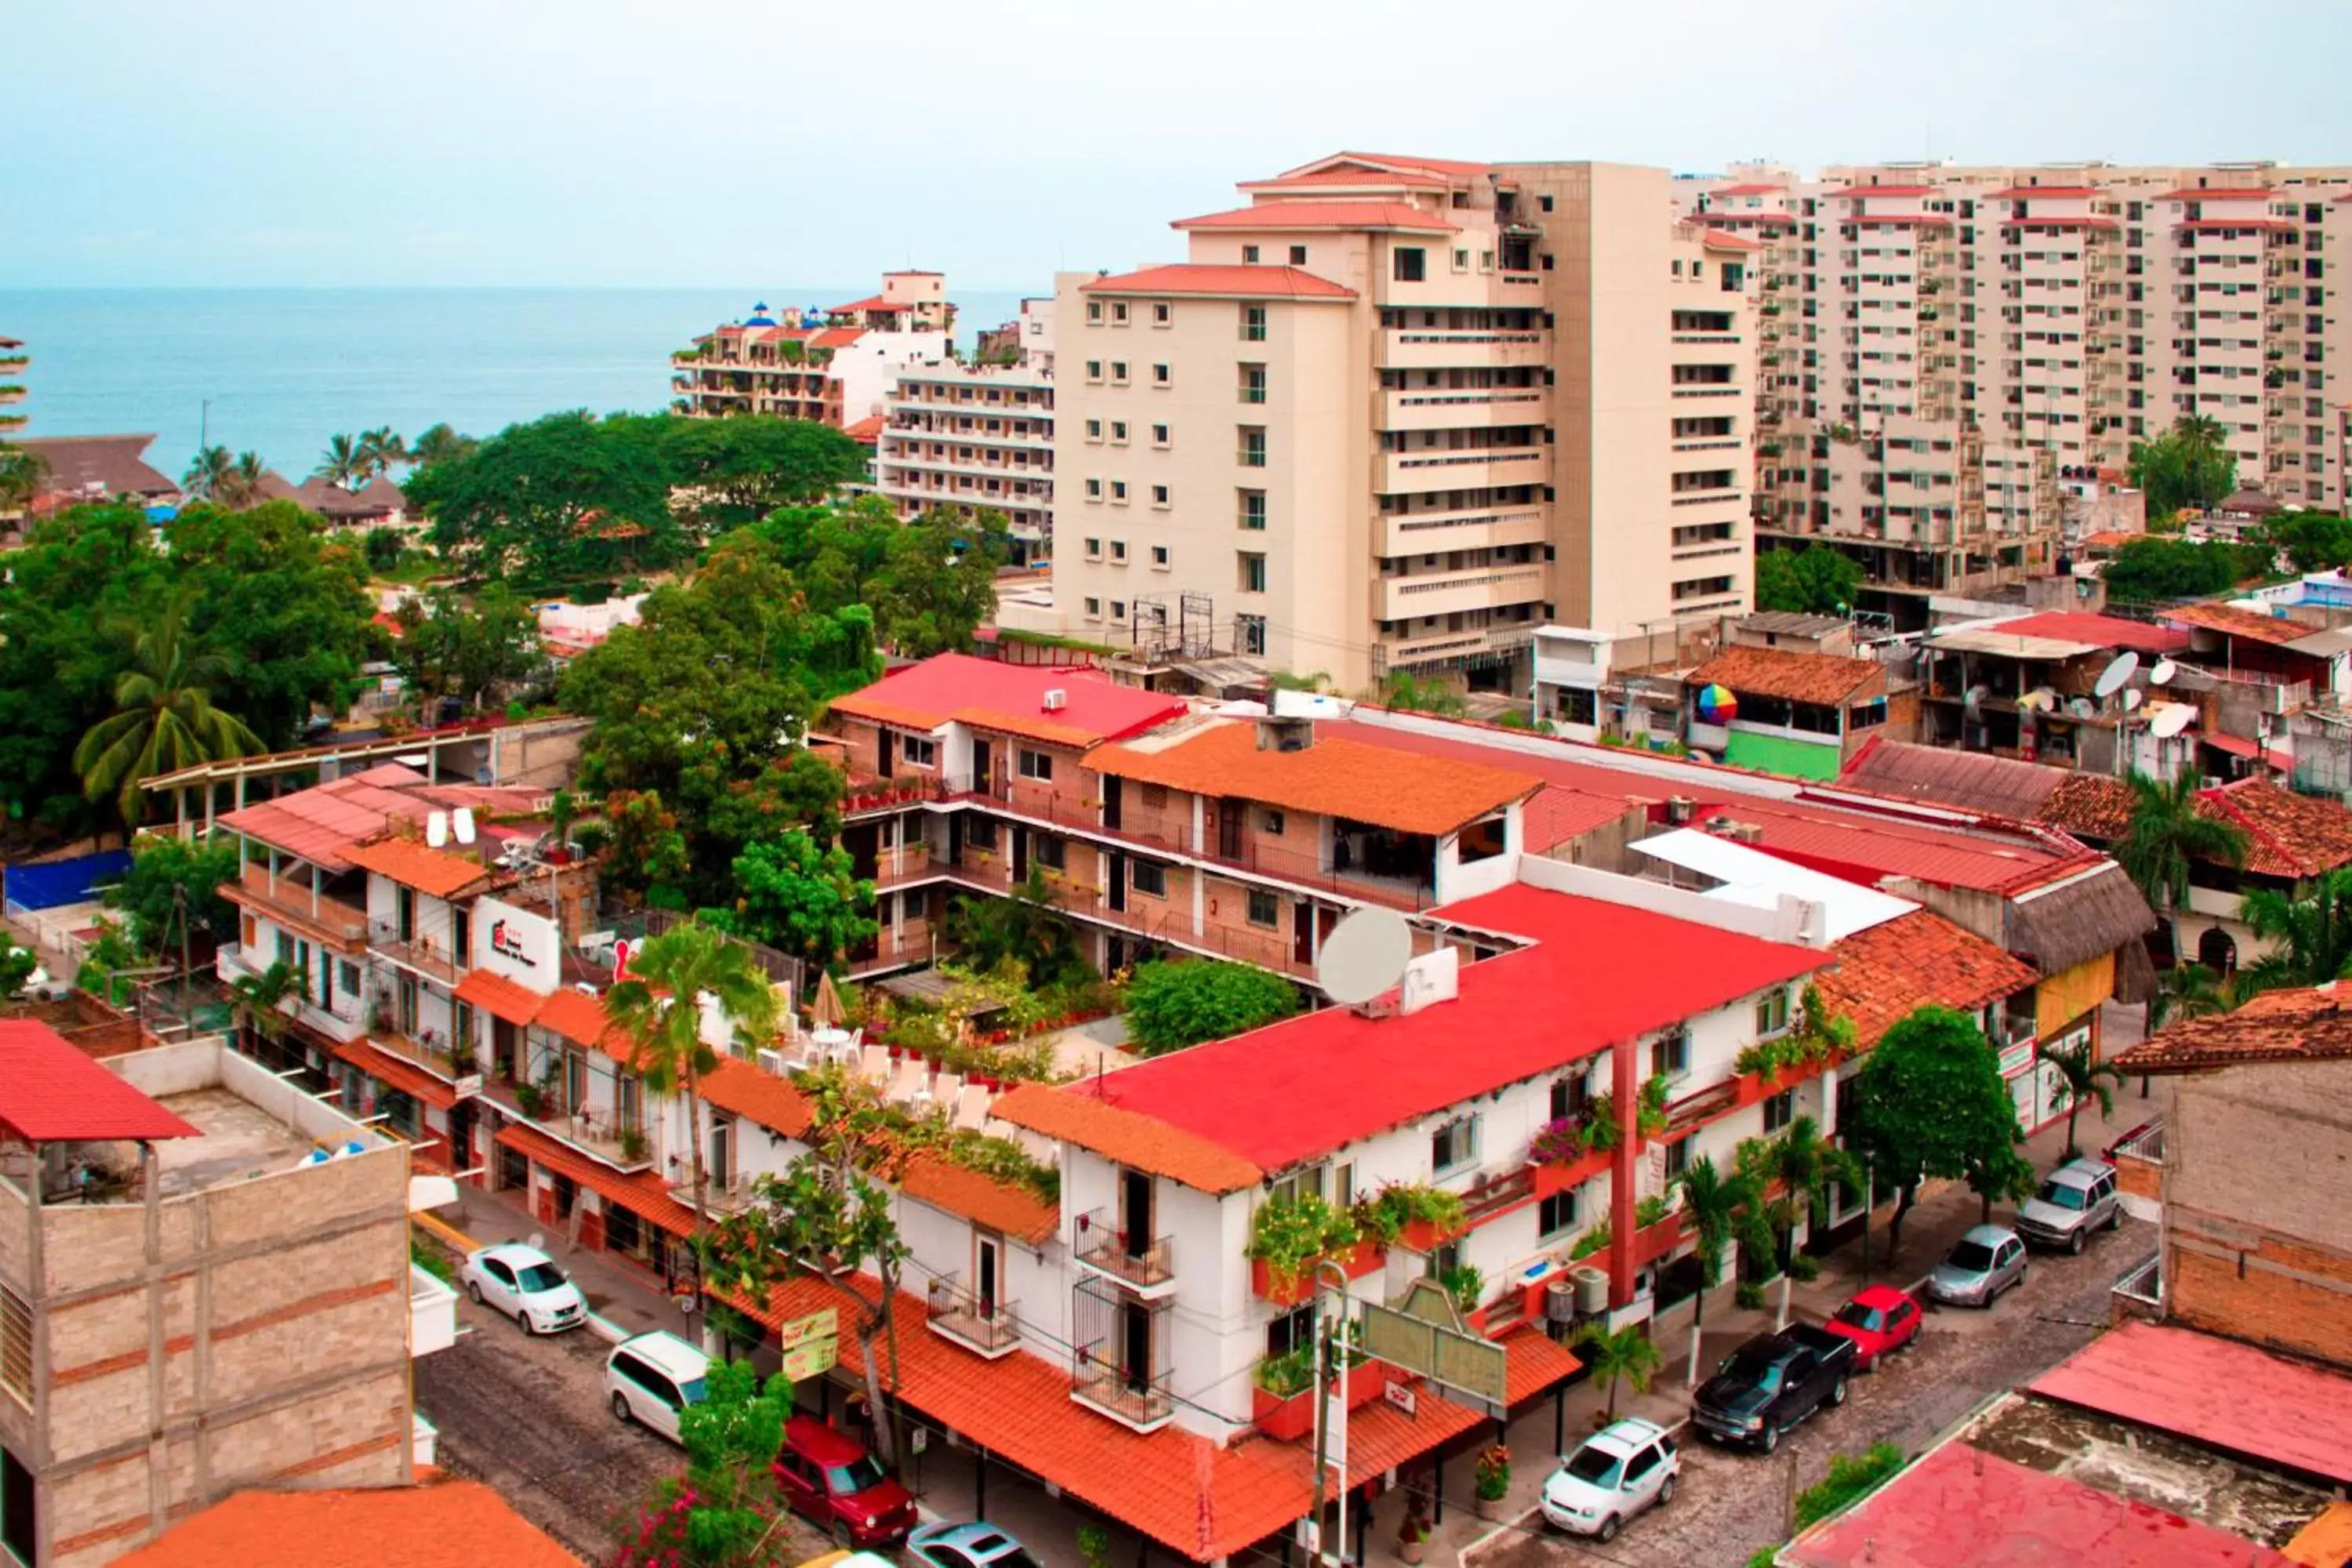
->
[[472, 896, 558, 989], [1382, 1381, 1416, 1418], [1997, 1040, 2036, 1078], [779, 1333, 838, 1382], [778, 1308, 837, 1350], [452, 1073, 484, 1100]]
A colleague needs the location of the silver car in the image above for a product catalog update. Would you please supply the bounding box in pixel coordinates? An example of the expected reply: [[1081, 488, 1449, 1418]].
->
[[2015, 1159, 2122, 1254], [1926, 1224, 2027, 1308]]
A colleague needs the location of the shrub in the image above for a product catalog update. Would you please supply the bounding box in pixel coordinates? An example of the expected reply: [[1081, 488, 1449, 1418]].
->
[[1787, 1252, 1821, 1283], [1736, 1280, 1767, 1311], [1124, 959, 1301, 1055], [1795, 1443, 1907, 1530]]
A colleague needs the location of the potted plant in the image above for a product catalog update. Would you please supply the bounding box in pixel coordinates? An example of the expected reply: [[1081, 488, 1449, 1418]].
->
[[620, 1126, 648, 1163], [514, 1080, 546, 1118], [1397, 1502, 1432, 1565], [1472, 1443, 1512, 1521]]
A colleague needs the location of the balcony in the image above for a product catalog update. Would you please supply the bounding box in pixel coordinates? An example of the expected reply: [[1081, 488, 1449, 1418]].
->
[[1377, 328, 1548, 372], [369, 921, 465, 984], [871, 842, 935, 889], [1073, 1204, 1175, 1295], [1378, 446, 1544, 495], [371, 1025, 463, 1080], [1071, 1354, 1173, 1434], [227, 864, 368, 948], [1380, 506, 1548, 557], [926, 1275, 1021, 1359], [1378, 387, 1549, 432], [1377, 563, 1547, 622], [475, 1076, 652, 1172]]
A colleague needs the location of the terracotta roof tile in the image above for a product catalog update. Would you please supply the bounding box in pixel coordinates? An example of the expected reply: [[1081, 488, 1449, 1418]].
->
[[531, 989, 635, 1063], [1172, 201, 1461, 234], [1700, 229, 1763, 251], [1993, 612, 2190, 655], [1500, 1324, 1582, 1404], [829, 654, 1190, 746], [699, 1055, 812, 1138], [341, 835, 503, 900], [1079, 265, 1357, 302], [2200, 778, 2352, 877], [2114, 983, 2352, 1073], [1245, 169, 1450, 191], [1687, 645, 1886, 707], [112, 1480, 580, 1568], [990, 1082, 1265, 1194], [2042, 771, 2136, 840], [1810, 911, 2039, 1048], [897, 1150, 1057, 1244], [1088, 720, 1538, 839], [495, 1122, 696, 1234], [329, 1037, 458, 1110], [2165, 602, 2311, 646], [453, 970, 547, 1027], [1295, 151, 1494, 179], [0, 1021, 201, 1143]]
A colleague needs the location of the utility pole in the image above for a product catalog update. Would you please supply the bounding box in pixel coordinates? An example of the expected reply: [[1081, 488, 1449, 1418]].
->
[[1305, 1258, 1352, 1565]]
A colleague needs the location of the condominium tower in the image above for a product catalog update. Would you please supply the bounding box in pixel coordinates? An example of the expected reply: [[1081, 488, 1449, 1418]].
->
[[671, 271, 956, 433], [877, 296, 1057, 563], [1050, 152, 1758, 691], [1683, 162, 2352, 626]]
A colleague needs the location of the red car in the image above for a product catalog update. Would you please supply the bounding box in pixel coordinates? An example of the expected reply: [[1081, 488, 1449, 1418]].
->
[[773, 1415, 919, 1548], [1821, 1286, 1922, 1371]]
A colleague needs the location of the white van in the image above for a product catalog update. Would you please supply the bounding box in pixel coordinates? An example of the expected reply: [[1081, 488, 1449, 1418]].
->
[[604, 1330, 712, 1444]]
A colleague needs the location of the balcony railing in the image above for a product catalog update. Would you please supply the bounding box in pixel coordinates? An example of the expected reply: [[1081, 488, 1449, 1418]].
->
[[1071, 1353, 1173, 1432], [1073, 1205, 1175, 1291], [230, 864, 368, 945], [369, 920, 465, 983], [475, 1076, 651, 1171], [927, 1275, 1021, 1358]]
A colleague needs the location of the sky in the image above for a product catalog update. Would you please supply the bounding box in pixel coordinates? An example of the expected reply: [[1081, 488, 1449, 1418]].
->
[[5, 0, 2348, 291]]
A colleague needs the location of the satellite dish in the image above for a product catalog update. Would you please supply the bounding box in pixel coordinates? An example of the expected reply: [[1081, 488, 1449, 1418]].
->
[[2122, 688, 2144, 712], [2151, 703, 2194, 739], [453, 807, 477, 845], [1316, 908, 1414, 1007], [2068, 697, 2097, 718], [2093, 652, 2140, 699], [2150, 659, 2177, 687], [426, 810, 449, 848]]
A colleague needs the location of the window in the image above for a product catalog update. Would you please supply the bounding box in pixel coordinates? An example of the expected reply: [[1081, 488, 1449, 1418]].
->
[[1111, 539, 1127, 560], [1394, 247, 1427, 282], [1152, 302, 1171, 325], [1755, 988, 1791, 1036], [1152, 423, 1170, 446], [1084, 535, 1102, 557], [1261, 809, 1284, 836], [1110, 481, 1128, 504], [1034, 835, 1066, 871], [1453, 248, 1470, 273], [1151, 546, 1170, 567], [1083, 597, 1102, 619], [967, 818, 998, 852], [1239, 552, 1268, 593], [1238, 489, 1267, 530], [1665, 1136, 1692, 1181], [1239, 426, 1267, 466], [2, 1443, 34, 1568], [1111, 301, 1129, 324], [901, 735, 937, 768], [1650, 1027, 1690, 1079], [1267, 1164, 1323, 1207], [1112, 360, 1129, 383], [1237, 613, 1266, 655], [1018, 749, 1053, 782], [1242, 245, 1261, 263], [1246, 888, 1279, 927], [1537, 1189, 1579, 1240], [337, 959, 361, 996], [1086, 359, 1102, 381], [1084, 479, 1102, 501], [1152, 363, 1171, 386], [1151, 486, 1169, 508], [1288, 244, 1307, 266], [1109, 600, 1126, 619], [1265, 1301, 1315, 1358], [1763, 1089, 1795, 1134], [1111, 420, 1128, 444], [1085, 417, 1102, 440], [1431, 1115, 1478, 1176], [0, 1286, 27, 1406], [1239, 363, 1267, 404], [1540, 194, 1554, 212], [1086, 300, 1102, 322], [1240, 304, 1268, 342], [1131, 860, 1168, 898]]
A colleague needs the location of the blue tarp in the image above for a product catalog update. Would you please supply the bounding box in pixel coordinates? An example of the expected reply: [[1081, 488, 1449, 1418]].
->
[[3, 849, 133, 913]]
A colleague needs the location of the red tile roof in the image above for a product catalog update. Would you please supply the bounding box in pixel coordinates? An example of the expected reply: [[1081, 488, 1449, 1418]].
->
[[1054, 883, 1824, 1179], [1173, 201, 1461, 234], [1809, 911, 2039, 1049], [113, 1480, 581, 1568], [2028, 1320, 2352, 1486], [1707, 183, 1787, 198], [1991, 612, 2190, 655], [1845, 184, 1937, 197], [330, 1038, 458, 1109], [699, 1054, 813, 1138], [1523, 786, 1640, 854], [1080, 265, 1357, 302], [2042, 771, 2136, 840], [1687, 645, 1886, 706], [2113, 982, 2352, 1073], [2165, 603, 2311, 646], [2199, 777, 2352, 877], [992, 1083, 1264, 1194], [1784, 1439, 2299, 1568], [898, 1150, 1057, 1244], [829, 295, 898, 313], [1244, 169, 1450, 191], [2154, 187, 2274, 201], [453, 970, 547, 1027], [1294, 151, 1493, 180], [531, 988, 634, 1064], [1987, 186, 2103, 198], [1087, 720, 1540, 839], [495, 1122, 695, 1236], [842, 415, 885, 446], [341, 835, 503, 900], [216, 766, 546, 873], [0, 1021, 201, 1143], [1700, 229, 1762, 252], [828, 653, 1191, 748], [1500, 1324, 1582, 1404]]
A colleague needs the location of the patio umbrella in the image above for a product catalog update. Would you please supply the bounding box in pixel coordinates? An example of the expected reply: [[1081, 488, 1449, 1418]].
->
[[811, 971, 848, 1029]]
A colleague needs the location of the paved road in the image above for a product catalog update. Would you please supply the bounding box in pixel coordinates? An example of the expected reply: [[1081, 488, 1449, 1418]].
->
[[1473, 1215, 2153, 1568]]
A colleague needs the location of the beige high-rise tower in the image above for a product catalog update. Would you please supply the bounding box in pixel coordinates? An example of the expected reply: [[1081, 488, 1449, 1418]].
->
[[1049, 152, 1756, 691]]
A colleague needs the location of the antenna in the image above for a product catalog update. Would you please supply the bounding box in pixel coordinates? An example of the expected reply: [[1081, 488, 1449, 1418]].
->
[[426, 810, 449, 848], [453, 807, 477, 845], [1315, 908, 1413, 1008], [2092, 652, 2140, 701], [2150, 658, 2177, 687], [2151, 703, 2194, 739]]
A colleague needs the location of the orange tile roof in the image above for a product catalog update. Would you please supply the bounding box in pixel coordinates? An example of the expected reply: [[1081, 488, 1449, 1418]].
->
[[1172, 201, 1461, 234], [1708, 183, 1788, 198], [1087, 720, 1538, 839], [699, 1054, 813, 1138], [2041, 771, 2136, 840], [2165, 602, 2312, 646], [827, 653, 1191, 746], [1688, 645, 1886, 707], [453, 969, 547, 1027], [1701, 229, 1763, 251], [1810, 911, 2039, 1049], [1080, 265, 1356, 302], [495, 1122, 697, 1235], [1318, 151, 1493, 178], [2154, 187, 2274, 201], [990, 1082, 1264, 1195], [532, 988, 634, 1062], [1244, 169, 1450, 191], [1500, 1324, 1582, 1404], [341, 835, 504, 900], [728, 1272, 1483, 1564], [330, 1037, 459, 1109], [897, 1150, 1057, 1244], [112, 1480, 580, 1568], [2115, 983, 2352, 1073], [2200, 777, 2352, 877]]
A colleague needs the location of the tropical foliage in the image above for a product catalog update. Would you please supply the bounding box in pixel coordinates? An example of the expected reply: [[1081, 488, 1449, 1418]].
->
[[1576, 1323, 1664, 1423], [1755, 543, 1863, 616], [944, 869, 1089, 989], [2237, 868, 2352, 997], [2116, 770, 2247, 956], [1123, 959, 1302, 1055], [2127, 414, 2238, 520], [1842, 1006, 2033, 1253], [708, 830, 876, 971], [103, 833, 241, 958], [73, 593, 264, 832], [2043, 1036, 2125, 1161], [2100, 535, 2267, 604], [1735, 1116, 1862, 1271], [615, 1359, 799, 1568], [387, 583, 545, 713], [2148, 961, 2229, 1032]]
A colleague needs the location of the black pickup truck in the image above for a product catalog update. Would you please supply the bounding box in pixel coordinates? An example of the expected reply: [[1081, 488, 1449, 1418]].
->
[[1691, 1323, 1856, 1454]]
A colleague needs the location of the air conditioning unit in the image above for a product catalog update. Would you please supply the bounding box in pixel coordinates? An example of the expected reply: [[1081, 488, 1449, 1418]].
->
[[1041, 688, 1068, 711], [756, 1047, 786, 1076]]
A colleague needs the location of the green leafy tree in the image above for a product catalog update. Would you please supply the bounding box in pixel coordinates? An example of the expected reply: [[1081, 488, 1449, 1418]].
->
[[700, 750, 848, 861], [2116, 771, 2247, 960], [616, 1359, 797, 1568], [1373, 670, 1468, 717], [1842, 1006, 2033, 1253], [363, 526, 406, 572], [753, 495, 1007, 657], [945, 869, 1089, 988], [607, 917, 780, 1249], [597, 789, 693, 904], [711, 830, 876, 971], [2148, 960, 2229, 1032], [2236, 867, 2352, 998], [1755, 543, 1863, 615], [1735, 1116, 1863, 1270], [1675, 1154, 1771, 1333], [0, 932, 37, 1000], [225, 959, 307, 1050], [74, 592, 264, 834], [2270, 513, 2352, 573], [662, 416, 867, 525], [389, 583, 543, 713], [217, 451, 270, 510], [405, 409, 681, 583], [409, 423, 477, 470], [317, 432, 363, 490], [104, 833, 241, 960], [0, 443, 45, 513], [1575, 1322, 1664, 1422], [2129, 414, 2238, 519], [2100, 535, 2266, 604], [356, 426, 408, 477], [2043, 1036, 2125, 1162], [1123, 959, 1302, 1056]]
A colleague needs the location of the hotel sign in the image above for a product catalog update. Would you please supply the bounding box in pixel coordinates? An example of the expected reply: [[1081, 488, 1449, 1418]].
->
[[472, 896, 557, 989]]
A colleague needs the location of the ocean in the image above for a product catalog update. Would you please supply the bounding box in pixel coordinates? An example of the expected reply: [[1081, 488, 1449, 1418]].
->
[[0, 287, 1027, 481]]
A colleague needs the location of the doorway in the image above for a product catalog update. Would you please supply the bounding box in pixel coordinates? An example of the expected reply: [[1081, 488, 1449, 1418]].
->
[[974, 741, 992, 796], [1218, 799, 1244, 861], [976, 1233, 1000, 1317], [1120, 1301, 1152, 1392], [1102, 776, 1123, 831], [1121, 1169, 1153, 1259]]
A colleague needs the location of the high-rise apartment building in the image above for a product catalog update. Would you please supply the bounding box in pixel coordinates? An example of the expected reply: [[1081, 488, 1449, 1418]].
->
[[877, 296, 1056, 562], [671, 271, 956, 433], [1684, 162, 2352, 626], [1049, 153, 1757, 691]]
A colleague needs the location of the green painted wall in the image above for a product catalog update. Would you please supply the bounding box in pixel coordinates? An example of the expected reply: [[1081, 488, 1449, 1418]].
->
[[1722, 728, 1842, 781]]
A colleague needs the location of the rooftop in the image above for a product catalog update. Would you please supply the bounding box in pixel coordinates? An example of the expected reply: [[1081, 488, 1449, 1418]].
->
[[216, 764, 547, 873], [112, 1479, 580, 1568], [1686, 645, 1886, 707], [1987, 612, 2190, 655], [2200, 777, 2352, 877], [2164, 602, 2322, 648], [0, 1020, 200, 1144], [1809, 910, 2041, 1048], [148, 1087, 326, 1196], [2114, 982, 2352, 1073], [827, 653, 1192, 749], [15, 434, 177, 501], [1172, 201, 1462, 234], [1079, 264, 1358, 301], [339, 834, 507, 901], [1281, 151, 1494, 181]]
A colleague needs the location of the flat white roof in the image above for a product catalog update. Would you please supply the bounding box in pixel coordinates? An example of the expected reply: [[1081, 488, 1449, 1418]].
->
[[1632, 828, 1918, 942]]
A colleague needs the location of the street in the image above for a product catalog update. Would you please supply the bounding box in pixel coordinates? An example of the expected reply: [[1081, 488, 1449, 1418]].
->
[[1469, 1214, 2151, 1568]]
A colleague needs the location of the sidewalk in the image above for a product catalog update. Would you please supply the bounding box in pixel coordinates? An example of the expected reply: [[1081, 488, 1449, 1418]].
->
[[443, 1184, 701, 1344]]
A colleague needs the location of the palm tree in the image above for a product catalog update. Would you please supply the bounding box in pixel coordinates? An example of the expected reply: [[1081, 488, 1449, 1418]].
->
[[357, 427, 408, 477], [73, 594, 263, 835], [1576, 1322, 1664, 1423], [2174, 414, 2230, 509], [317, 433, 363, 490], [1738, 1116, 1864, 1271], [2148, 961, 2229, 1032], [216, 451, 270, 510], [605, 918, 780, 1250], [2044, 1037, 2126, 1163], [2116, 771, 2248, 963], [2237, 868, 2352, 999], [0, 443, 47, 513], [411, 423, 476, 469], [182, 444, 232, 501], [226, 960, 308, 1055]]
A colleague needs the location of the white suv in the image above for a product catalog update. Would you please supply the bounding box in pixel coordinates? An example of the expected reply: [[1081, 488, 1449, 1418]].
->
[[604, 1330, 712, 1445], [1541, 1417, 1679, 1543]]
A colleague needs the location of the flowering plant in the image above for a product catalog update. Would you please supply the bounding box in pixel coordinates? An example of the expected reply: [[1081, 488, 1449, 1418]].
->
[[1473, 1443, 1512, 1501]]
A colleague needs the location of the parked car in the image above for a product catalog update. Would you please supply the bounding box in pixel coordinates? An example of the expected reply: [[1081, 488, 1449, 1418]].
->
[[459, 1243, 586, 1334], [2015, 1159, 2123, 1254], [604, 1330, 712, 1443], [775, 1415, 919, 1549], [1926, 1224, 2030, 1307], [907, 1523, 1044, 1568], [1822, 1285, 1924, 1371], [1693, 1324, 1856, 1454], [1540, 1417, 1679, 1542]]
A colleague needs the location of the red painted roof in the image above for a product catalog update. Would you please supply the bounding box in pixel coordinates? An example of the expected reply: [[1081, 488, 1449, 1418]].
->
[[532, 989, 634, 1063], [1701, 229, 1762, 251], [1172, 201, 1461, 234], [1846, 185, 1938, 198], [217, 766, 546, 873], [114, 1481, 580, 1568], [841, 415, 885, 445], [829, 653, 1191, 747], [1061, 882, 1824, 1178], [1992, 612, 2190, 654], [331, 1037, 458, 1110], [1244, 169, 1450, 191], [829, 294, 899, 313], [2029, 1320, 2352, 1486], [1784, 1439, 2299, 1568], [1080, 265, 1356, 301], [454, 970, 546, 1027], [1294, 151, 1493, 179], [0, 1021, 201, 1142]]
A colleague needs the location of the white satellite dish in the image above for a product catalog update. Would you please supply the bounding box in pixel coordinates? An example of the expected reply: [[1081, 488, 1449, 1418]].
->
[[1315, 907, 1414, 1008], [426, 810, 449, 848], [2150, 659, 2177, 687], [2151, 703, 2194, 739], [2122, 688, 2144, 712], [453, 807, 477, 845], [2093, 652, 2140, 700]]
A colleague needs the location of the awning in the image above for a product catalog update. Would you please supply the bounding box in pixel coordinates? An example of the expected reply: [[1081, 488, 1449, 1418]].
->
[[495, 1121, 695, 1236], [2198, 731, 2294, 771], [1500, 1325, 1584, 1406], [331, 1038, 459, 1109], [456, 969, 547, 1027]]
